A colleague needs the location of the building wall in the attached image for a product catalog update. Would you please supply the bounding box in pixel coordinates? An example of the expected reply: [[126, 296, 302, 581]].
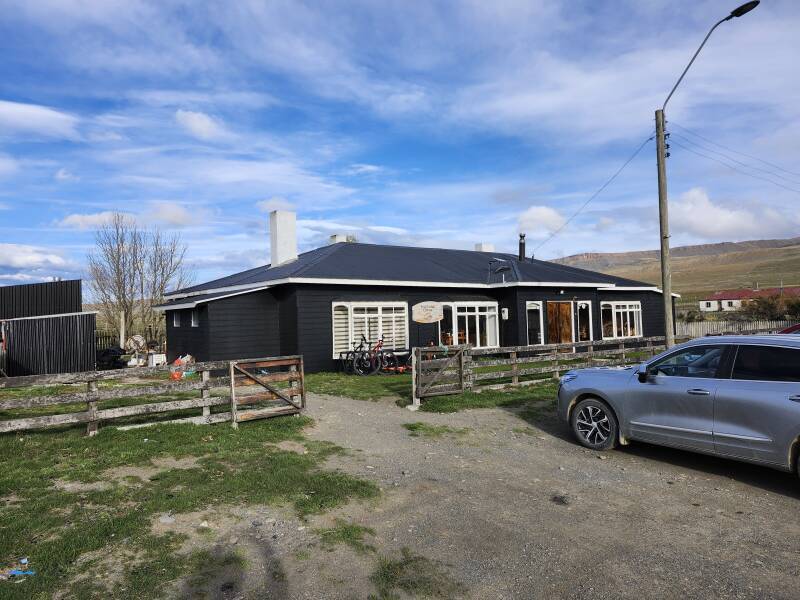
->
[[164, 285, 670, 372], [699, 300, 719, 312], [165, 304, 210, 361], [0, 279, 82, 319]]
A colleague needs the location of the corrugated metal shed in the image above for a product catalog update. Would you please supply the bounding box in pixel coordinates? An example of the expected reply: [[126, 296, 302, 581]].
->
[[0, 280, 82, 319], [1, 312, 97, 376]]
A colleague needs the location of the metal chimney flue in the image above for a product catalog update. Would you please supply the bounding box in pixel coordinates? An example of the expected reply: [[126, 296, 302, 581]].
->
[[518, 233, 526, 262]]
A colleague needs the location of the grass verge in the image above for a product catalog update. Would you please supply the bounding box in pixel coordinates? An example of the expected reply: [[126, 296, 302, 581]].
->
[[418, 382, 558, 413], [316, 519, 376, 554], [370, 547, 466, 600], [304, 372, 411, 401], [0, 417, 377, 599]]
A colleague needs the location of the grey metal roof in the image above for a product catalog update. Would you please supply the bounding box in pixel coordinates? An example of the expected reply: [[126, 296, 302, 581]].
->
[[161, 242, 653, 306]]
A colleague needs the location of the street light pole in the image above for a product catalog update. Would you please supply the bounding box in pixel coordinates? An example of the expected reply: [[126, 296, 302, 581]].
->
[[655, 1, 759, 348]]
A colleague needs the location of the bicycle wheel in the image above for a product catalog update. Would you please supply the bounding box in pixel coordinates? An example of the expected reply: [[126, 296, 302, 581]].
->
[[380, 351, 398, 373], [353, 351, 374, 376]]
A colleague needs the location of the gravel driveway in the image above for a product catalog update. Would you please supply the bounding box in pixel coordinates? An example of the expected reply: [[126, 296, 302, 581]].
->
[[284, 391, 800, 599]]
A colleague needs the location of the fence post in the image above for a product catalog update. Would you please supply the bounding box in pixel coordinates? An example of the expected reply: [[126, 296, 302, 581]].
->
[[409, 348, 420, 411], [229, 361, 238, 429], [510, 351, 518, 386], [298, 357, 306, 409], [621, 340, 626, 364], [587, 342, 594, 367], [201, 368, 210, 419], [86, 380, 99, 436], [463, 349, 473, 391]]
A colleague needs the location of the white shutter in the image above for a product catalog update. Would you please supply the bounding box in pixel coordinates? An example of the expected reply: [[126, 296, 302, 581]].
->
[[332, 305, 350, 356]]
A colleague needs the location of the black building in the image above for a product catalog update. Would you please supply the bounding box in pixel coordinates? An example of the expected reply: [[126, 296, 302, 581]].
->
[[158, 212, 674, 373], [0, 280, 96, 376]]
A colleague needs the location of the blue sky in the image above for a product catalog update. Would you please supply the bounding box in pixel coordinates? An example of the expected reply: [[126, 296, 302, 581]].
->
[[1, 0, 798, 288]]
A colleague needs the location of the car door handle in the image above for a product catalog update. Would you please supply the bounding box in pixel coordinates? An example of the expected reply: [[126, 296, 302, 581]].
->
[[687, 388, 711, 396], [790, 395, 800, 403]]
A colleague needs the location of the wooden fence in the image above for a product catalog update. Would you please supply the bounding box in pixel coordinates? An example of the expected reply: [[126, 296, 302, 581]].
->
[[676, 320, 793, 338], [410, 337, 667, 409], [0, 355, 305, 435]]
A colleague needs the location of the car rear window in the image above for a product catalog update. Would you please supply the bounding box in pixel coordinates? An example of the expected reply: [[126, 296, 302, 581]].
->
[[732, 345, 800, 382]]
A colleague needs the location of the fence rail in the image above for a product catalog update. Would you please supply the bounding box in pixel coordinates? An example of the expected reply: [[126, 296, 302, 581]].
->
[[676, 320, 793, 337], [411, 337, 666, 408], [0, 355, 305, 435]]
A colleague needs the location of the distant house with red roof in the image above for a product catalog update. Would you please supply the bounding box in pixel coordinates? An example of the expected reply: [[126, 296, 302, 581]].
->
[[699, 286, 800, 312]]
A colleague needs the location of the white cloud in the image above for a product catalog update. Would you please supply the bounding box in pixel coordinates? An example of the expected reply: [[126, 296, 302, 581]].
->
[[671, 188, 797, 240], [175, 109, 231, 141], [55, 168, 79, 182], [368, 225, 408, 235], [0, 154, 19, 177], [0, 99, 80, 140], [146, 202, 199, 227], [0, 243, 67, 269], [58, 211, 120, 229], [518, 206, 566, 238], [256, 196, 295, 213], [594, 216, 615, 232], [344, 163, 384, 176]]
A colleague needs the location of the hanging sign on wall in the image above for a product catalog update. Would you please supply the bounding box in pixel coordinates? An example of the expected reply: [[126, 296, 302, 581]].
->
[[412, 301, 444, 324]]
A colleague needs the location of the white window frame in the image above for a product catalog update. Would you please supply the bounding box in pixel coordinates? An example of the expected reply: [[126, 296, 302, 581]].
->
[[574, 300, 594, 343], [173, 311, 181, 328], [331, 301, 408, 359], [190, 309, 199, 327], [600, 301, 643, 340], [438, 301, 500, 349], [526, 301, 544, 345]]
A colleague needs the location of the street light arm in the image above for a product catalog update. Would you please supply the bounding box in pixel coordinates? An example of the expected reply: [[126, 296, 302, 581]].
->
[[662, 16, 729, 111]]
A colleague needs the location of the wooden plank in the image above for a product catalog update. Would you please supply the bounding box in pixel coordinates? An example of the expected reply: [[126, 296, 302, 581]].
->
[[236, 406, 299, 422], [234, 370, 299, 384], [86, 380, 98, 436], [95, 396, 228, 420], [229, 362, 238, 429], [234, 365, 302, 410], [116, 411, 232, 430], [234, 390, 300, 406], [232, 357, 302, 369], [0, 360, 232, 388], [0, 411, 89, 433]]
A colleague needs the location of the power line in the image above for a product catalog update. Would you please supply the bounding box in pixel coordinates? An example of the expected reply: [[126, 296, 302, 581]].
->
[[670, 131, 800, 187], [669, 138, 800, 194], [670, 121, 800, 179], [534, 133, 655, 253]]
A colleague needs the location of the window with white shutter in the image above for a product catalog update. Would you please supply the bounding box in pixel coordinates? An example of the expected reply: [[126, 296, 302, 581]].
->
[[331, 302, 408, 358]]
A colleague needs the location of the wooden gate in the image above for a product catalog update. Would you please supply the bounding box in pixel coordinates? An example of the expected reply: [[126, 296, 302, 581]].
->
[[229, 355, 306, 427], [410, 346, 469, 408]]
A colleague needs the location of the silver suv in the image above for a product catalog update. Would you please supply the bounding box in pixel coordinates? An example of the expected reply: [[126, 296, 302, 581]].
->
[[557, 335, 800, 476]]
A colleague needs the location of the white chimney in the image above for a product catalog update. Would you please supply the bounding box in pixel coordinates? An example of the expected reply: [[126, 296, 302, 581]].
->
[[329, 234, 348, 244], [269, 210, 298, 266], [474, 243, 495, 252]]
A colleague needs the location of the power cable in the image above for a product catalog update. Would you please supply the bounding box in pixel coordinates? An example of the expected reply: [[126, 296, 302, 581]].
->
[[534, 133, 655, 253], [670, 121, 800, 179], [669, 138, 800, 194], [670, 131, 800, 187]]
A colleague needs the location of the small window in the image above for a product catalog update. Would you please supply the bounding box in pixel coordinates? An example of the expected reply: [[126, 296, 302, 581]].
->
[[526, 302, 543, 345], [601, 302, 642, 339], [650, 345, 724, 379], [191, 309, 199, 327], [727, 301, 734, 307], [732, 345, 800, 382], [705, 302, 712, 308], [173, 311, 181, 328]]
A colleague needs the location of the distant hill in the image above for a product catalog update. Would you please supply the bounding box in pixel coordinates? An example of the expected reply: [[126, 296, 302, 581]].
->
[[554, 237, 800, 302]]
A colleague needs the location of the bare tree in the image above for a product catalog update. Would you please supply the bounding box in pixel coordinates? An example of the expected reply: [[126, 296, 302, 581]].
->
[[88, 213, 193, 343]]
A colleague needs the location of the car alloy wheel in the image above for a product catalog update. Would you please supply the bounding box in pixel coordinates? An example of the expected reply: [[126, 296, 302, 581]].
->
[[575, 404, 611, 446]]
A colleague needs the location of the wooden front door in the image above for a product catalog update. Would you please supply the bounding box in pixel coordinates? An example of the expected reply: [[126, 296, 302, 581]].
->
[[546, 302, 573, 344]]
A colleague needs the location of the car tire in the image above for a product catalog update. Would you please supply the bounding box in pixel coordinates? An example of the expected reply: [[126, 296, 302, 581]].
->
[[570, 398, 618, 451]]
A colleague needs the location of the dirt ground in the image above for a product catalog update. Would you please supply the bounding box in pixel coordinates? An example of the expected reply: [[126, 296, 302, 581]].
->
[[169, 392, 800, 599]]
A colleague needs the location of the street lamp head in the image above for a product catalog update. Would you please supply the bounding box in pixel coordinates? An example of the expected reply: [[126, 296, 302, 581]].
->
[[728, 1, 759, 20]]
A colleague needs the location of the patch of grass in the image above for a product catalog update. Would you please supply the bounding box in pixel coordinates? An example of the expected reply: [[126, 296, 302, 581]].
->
[[316, 519, 376, 554], [0, 417, 378, 599], [370, 547, 466, 600], [402, 422, 470, 438], [305, 372, 411, 401], [419, 382, 558, 413]]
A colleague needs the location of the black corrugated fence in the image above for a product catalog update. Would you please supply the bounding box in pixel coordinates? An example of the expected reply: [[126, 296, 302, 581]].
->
[[1, 313, 96, 376], [0, 280, 82, 320]]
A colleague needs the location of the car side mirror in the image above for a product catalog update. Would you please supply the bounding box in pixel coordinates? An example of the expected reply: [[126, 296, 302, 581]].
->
[[637, 367, 650, 383]]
